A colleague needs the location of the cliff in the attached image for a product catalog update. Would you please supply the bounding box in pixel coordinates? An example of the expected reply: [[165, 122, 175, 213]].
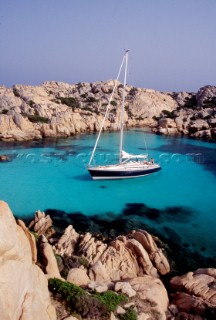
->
[[0, 81, 215, 141], [0, 201, 56, 320]]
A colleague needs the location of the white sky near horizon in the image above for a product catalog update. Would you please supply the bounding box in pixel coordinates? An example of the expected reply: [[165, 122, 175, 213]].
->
[[0, 0, 216, 92]]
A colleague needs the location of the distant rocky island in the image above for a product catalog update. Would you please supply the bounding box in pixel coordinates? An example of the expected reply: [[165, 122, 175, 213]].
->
[[0, 81, 215, 141], [1, 200, 216, 320]]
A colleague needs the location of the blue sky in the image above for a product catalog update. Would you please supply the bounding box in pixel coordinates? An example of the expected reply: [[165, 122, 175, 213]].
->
[[0, 0, 216, 92]]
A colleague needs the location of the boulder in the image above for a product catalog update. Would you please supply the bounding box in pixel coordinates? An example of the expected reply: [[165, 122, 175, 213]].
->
[[115, 281, 137, 298], [17, 219, 37, 263], [67, 267, 90, 287], [0, 201, 56, 320], [77, 232, 107, 264], [29, 210, 54, 237], [99, 239, 141, 281], [128, 276, 168, 320], [126, 238, 158, 278], [39, 235, 61, 279], [175, 92, 193, 107], [188, 119, 209, 133], [196, 85, 216, 108], [157, 118, 179, 135], [208, 118, 216, 127], [192, 129, 211, 139], [170, 268, 216, 317], [129, 230, 170, 275], [54, 225, 79, 257], [89, 260, 111, 283], [0, 154, 10, 162], [88, 281, 109, 293]]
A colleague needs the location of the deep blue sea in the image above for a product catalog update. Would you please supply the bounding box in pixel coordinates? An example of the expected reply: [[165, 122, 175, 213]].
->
[[0, 129, 216, 260]]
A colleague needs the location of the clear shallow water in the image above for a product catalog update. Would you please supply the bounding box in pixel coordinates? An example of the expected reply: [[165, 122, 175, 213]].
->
[[0, 129, 216, 257]]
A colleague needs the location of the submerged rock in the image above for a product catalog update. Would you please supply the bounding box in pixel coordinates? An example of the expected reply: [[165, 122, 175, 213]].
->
[[0, 154, 10, 162]]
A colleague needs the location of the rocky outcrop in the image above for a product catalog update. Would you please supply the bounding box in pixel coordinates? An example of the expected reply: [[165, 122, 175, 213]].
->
[[168, 268, 216, 319], [155, 86, 216, 140], [0, 82, 215, 141], [0, 201, 56, 320], [128, 276, 169, 320], [39, 235, 61, 279], [54, 225, 80, 257], [29, 210, 54, 237], [63, 229, 170, 283], [0, 81, 176, 141], [2, 203, 216, 319]]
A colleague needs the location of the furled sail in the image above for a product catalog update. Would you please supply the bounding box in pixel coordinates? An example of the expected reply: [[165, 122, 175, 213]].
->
[[121, 150, 148, 159]]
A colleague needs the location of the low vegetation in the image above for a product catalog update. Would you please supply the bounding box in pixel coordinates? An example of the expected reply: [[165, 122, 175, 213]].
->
[[184, 96, 197, 109], [48, 278, 128, 319], [94, 290, 127, 312], [119, 307, 137, 320], [27, 114, 49, 123], [203, 97, 216, 109], [0, 109, 8, 114], [57, 97, 80, 109], [161, 109, 176, 119]]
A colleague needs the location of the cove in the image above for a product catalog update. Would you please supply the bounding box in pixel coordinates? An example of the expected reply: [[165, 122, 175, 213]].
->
[[0, 129, 216, 258]]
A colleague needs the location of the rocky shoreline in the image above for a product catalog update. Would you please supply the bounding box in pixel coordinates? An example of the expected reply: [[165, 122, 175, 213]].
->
[[0, 81, 215, 142], [1, 200, 216, 320]]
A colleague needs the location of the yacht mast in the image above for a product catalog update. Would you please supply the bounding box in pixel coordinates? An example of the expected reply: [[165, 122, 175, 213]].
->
[[119, 50, 129, 164], [88, 53, 126, 166]]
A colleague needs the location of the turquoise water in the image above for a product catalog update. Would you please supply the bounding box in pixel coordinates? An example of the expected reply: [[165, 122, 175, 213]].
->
[[0, 129, 216, 257]]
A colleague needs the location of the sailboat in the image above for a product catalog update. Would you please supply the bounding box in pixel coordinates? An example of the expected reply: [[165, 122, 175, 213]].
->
[[87, 50, 161, 180]]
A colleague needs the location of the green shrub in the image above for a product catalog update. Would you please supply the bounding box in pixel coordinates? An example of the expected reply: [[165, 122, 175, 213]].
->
[[49, 278, 85, 301], [74, 294, 109, 319], [152, 115, 160, 121], [129, 87, 137, 96], [94, 290, 127, 312], [80, 93, 87, 99], [110, 100, 118, 106], [86, 96, 98, 103], [78, 256, 90, 268], [135, 116, 143, 121], [27, 115, 49, 123], [57, 97, 80, 109], [119, 307, 137, 320], [28, 100, 35, 106], [1, 109, 8, 114], [48, 278, 126, 319], [203, 98, 216, 109], [30, 231, 39, 242], [161, 110, 175, 119], [184, 96, 197, 109]]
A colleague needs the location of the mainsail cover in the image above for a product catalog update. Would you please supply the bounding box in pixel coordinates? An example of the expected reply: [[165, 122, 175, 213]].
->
[[121, 150, 148, 159]]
